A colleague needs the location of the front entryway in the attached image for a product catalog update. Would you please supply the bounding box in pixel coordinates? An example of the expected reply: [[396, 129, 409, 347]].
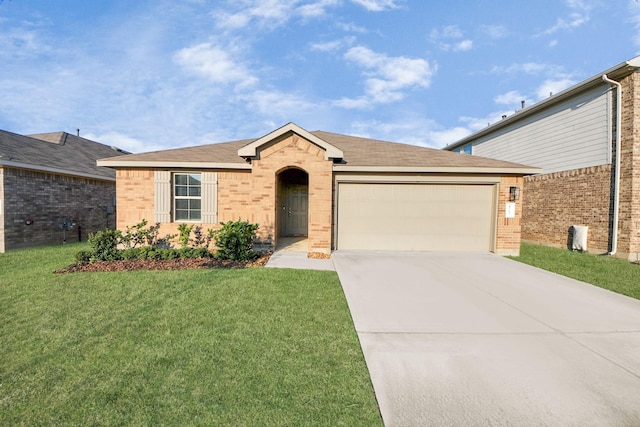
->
[[277, 168, 309, 238]]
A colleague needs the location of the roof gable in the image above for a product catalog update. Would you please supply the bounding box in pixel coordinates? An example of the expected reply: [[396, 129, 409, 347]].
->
[[237, 122, 344, 161]]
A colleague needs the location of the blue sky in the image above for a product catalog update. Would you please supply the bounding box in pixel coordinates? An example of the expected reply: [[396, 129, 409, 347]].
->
[[1, 0, 639, 153]]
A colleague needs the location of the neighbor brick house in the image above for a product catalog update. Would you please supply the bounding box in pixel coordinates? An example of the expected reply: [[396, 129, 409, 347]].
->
[[444, 56, 640, 261], [0, 130, 123, 252], [98, 123, 539, 257]]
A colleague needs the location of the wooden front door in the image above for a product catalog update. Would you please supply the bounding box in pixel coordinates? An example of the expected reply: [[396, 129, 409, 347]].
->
[[283, 185, 308, 236]]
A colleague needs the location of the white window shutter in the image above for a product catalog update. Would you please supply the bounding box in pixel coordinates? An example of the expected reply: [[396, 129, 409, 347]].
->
[[201, 172, 218, 224], [154, 171, 171, 223]]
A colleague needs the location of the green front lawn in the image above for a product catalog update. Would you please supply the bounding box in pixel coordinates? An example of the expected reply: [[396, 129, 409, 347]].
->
[[0, 244, 382, 426], [511, 243, 640, 300]]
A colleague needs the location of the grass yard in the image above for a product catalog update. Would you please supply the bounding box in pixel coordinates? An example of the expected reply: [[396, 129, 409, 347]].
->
[[0, 244, 382, 426], [511, 242, 640, 300]]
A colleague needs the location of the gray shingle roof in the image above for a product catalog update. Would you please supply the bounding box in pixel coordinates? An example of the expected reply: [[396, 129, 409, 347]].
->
[[98, 129, 538, 172], [0, 130, 123, 179]]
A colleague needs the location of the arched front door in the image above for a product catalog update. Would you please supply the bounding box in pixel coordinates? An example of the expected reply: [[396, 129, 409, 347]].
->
[[277, 168, 309, 237]]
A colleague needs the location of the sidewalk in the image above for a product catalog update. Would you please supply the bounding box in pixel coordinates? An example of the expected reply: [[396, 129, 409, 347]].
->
[[264, 237, 335, 271]]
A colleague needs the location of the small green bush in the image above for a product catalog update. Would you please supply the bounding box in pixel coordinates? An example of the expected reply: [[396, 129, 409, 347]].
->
[[88, 229, 122, 261], [177, 223, 193, 248], [178, 247, 212, 259], [75, 250, 92, 263], [212, 220, 259, 261]]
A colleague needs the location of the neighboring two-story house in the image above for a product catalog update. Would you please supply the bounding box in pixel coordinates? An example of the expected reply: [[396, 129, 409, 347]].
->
[[445, 56, 640, 261]]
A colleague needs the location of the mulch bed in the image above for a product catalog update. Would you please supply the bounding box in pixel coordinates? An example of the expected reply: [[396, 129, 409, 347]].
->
[[54, 252, 272, 274]]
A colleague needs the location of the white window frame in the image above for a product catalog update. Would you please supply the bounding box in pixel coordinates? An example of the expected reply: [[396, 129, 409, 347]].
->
[[173, 172, 202, 222]]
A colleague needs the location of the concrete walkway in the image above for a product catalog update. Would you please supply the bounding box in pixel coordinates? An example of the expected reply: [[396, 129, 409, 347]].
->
[[332, 251, 640, 426], [264, 237, 335, 271]]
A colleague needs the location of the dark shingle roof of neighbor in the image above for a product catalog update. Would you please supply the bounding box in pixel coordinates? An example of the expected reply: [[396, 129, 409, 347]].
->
[[98, 129, 537, 171], [0, 130, 124, 179]]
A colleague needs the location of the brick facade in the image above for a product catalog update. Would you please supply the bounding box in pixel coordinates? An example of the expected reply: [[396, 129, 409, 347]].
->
[[1, 166, 116, 252], [116, 134, 334, 255], [522, 165, 613, 253], [114, 133, 527, 257], [618, 72, 640, 261], [496, 176, 524, 256]]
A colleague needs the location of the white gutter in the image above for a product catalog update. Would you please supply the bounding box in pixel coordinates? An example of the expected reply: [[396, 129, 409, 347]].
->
[[602, 74, 622, 256], [332, 165, 542, 174], [96, 160, 252, 170]]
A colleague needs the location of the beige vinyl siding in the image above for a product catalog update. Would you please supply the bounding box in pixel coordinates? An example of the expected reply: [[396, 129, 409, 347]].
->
[[472, 84, 611, 174], [337, 182, 496, 252]]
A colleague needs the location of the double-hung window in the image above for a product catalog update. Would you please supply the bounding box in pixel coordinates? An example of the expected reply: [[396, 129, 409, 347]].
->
[[174, 173, 202, 221]]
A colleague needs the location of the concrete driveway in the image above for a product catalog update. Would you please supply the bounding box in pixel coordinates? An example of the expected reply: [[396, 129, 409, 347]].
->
[[332, 251, 640, 426]]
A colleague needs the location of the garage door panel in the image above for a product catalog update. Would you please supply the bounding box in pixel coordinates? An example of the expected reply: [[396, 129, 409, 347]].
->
[[337, 183, 495, 251]]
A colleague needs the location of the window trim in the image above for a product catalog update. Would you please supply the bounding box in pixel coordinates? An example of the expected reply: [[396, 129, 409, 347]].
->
[[173, 172, 202, 222]]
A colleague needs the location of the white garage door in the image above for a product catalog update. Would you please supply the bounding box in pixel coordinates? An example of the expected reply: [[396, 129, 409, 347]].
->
[[337, 183, 496, 251]]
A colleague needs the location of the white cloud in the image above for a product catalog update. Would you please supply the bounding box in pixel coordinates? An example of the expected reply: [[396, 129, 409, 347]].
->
[[536, 78, 577, 99], [491, 62, 561, 75], [453, 39, 473, 52], [212, 0, 341, 30], [537, 0, 595, 36], [459, 111, 514, 132], [480, 24, 508, 39], [173, 42, 258, 88], [427, 127, 472, 148], [429, 25, 473, 52], [337, 21, 368, 33], [240, 90, 317, 118], [336, 46, 435, 108], [629, 0, 640, 50], [350, 0, 401, 12], [83, 131, 162, 154], [310, 37, 355, 52], [298, 0, 340, 18], [494, 90, 533, 107]]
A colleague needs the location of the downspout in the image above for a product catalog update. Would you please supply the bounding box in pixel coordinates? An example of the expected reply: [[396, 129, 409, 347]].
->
[[602, 74, 622, 256]]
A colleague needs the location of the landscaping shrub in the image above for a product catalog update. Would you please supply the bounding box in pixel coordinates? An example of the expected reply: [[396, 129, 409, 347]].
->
[[87, 229, 123, 261], [212, 220, 259, 261], [178, 247, 212, 259], [79, 220, 215, 263], [192, 226, 214, 248], [177, 223, 193, 248]]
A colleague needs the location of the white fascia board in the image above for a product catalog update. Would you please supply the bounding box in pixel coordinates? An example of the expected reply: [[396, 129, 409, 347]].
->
[[445, 56, 640, 151], [0, 160, 116, 181], [332, 165, 543, 175], [96, 160, 252, 170], [238, 122, 344, 160]]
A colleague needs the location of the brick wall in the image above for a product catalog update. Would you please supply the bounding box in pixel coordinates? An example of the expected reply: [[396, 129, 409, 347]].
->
[[1, 167, 116, 252], [0, 168, 4, 252], [116, 134, 334, 255], [619, 72, 640, 261], [495, 176, 524, 255], [522, 165, 613, 253]]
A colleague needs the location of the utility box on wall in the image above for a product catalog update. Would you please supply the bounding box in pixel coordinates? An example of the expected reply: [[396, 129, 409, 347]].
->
[[571, 225, 588, 252]]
